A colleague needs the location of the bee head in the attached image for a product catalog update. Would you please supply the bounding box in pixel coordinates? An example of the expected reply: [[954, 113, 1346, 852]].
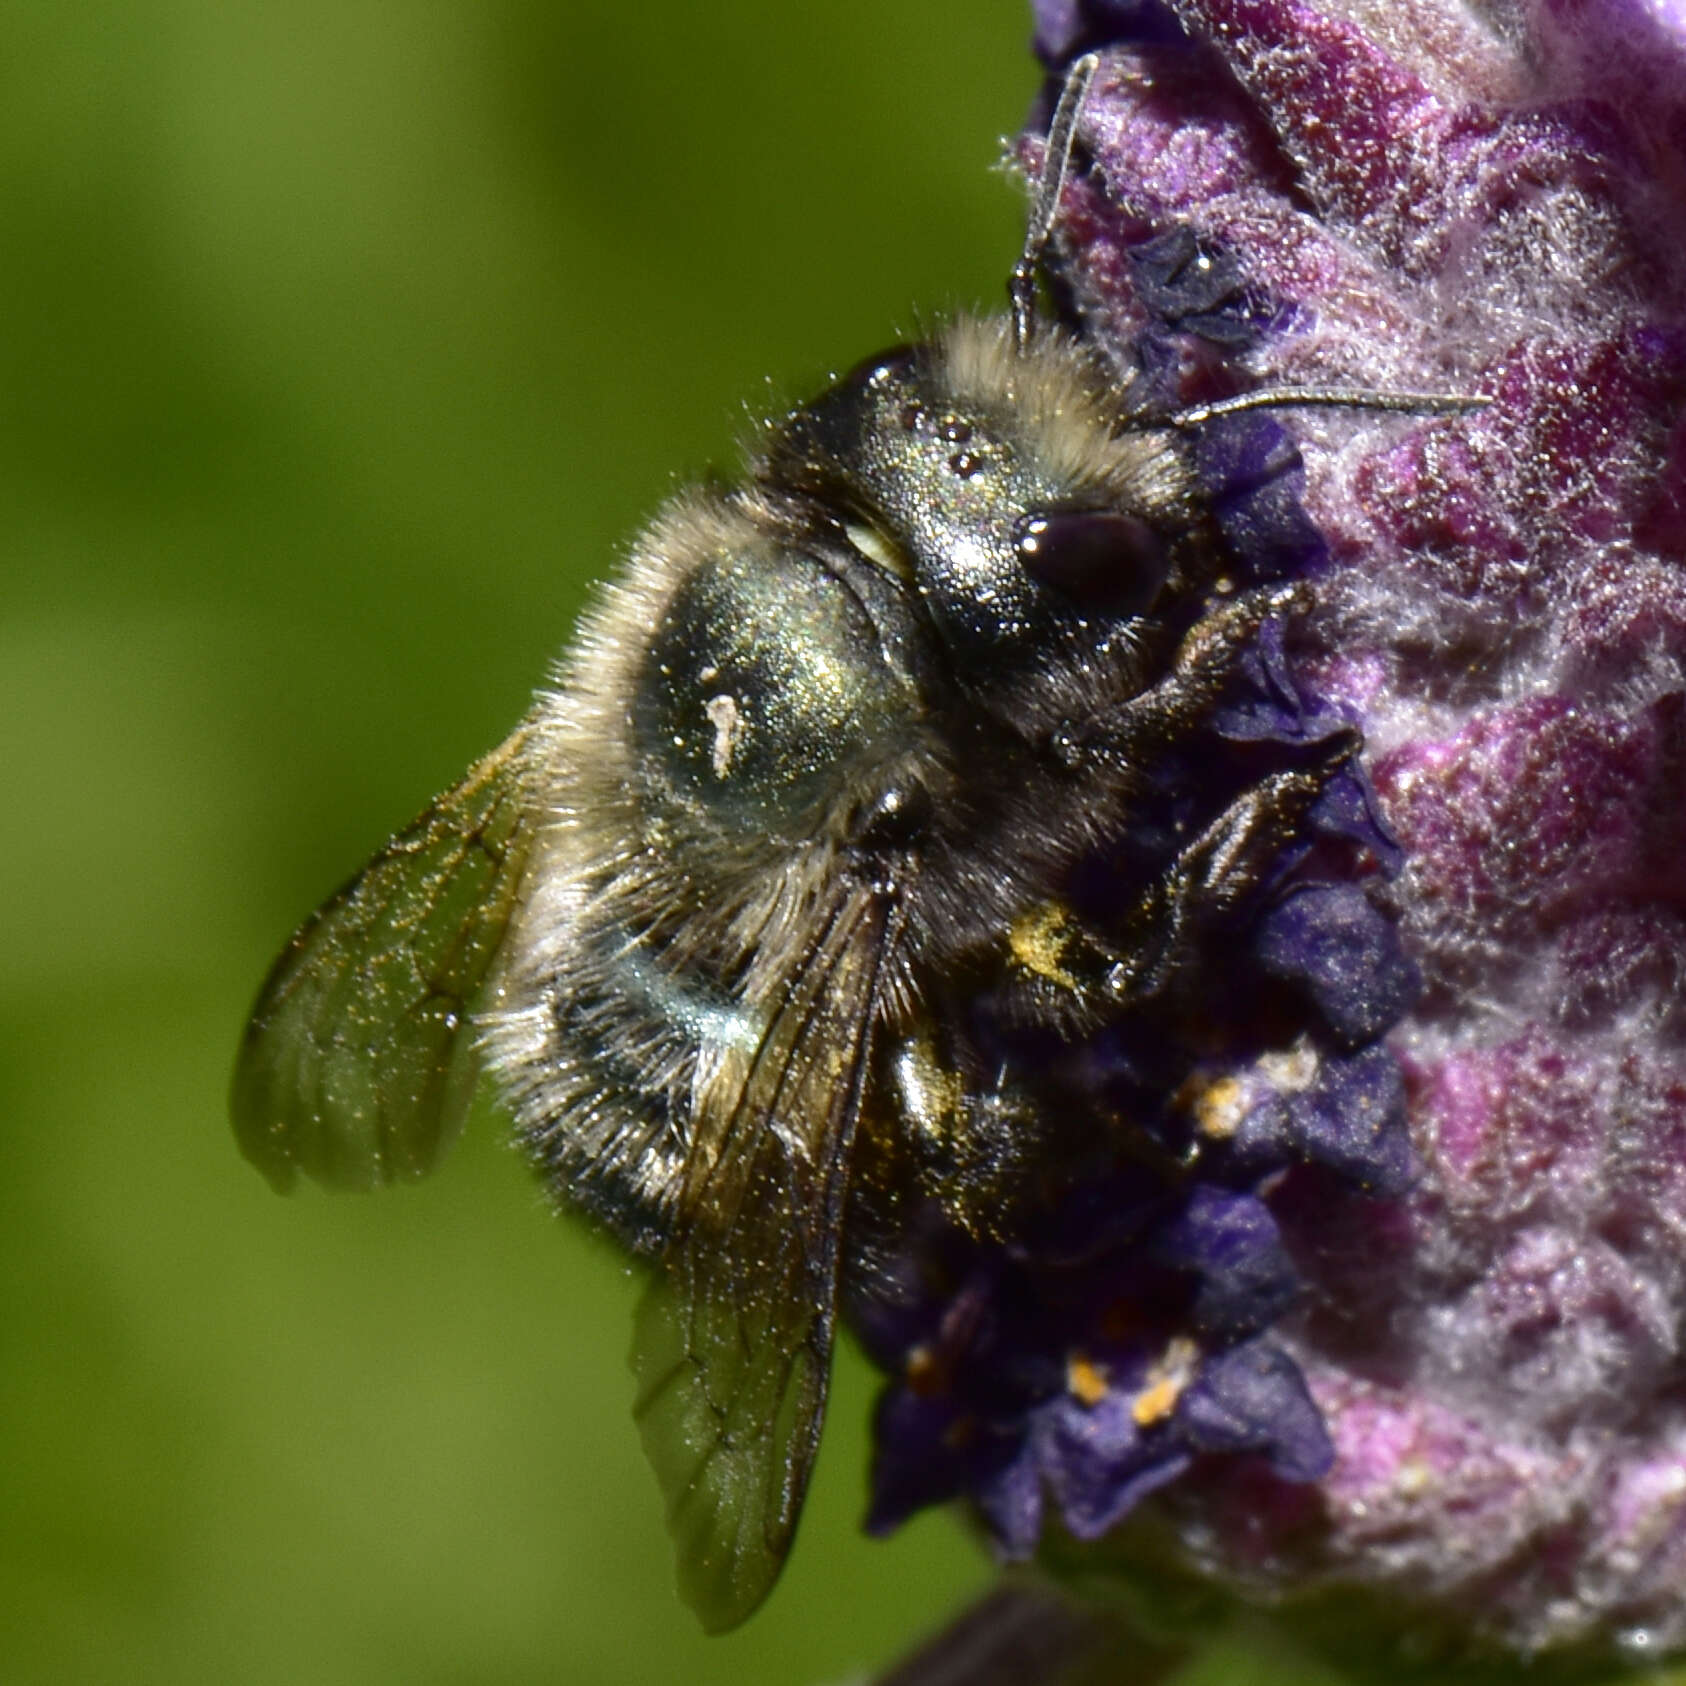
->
[[763, 319, 1199, 686]]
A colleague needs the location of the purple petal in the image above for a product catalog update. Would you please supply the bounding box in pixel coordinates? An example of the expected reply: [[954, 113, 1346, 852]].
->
[[1037, 1391, 1194, 1540], [1151, 1186, 1300, 1337], [1252, 883, 1420, 1049], [1175, 1339, 1333, 1482]]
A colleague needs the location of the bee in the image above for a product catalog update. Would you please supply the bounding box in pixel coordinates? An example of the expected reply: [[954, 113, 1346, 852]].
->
[[232, 55, 1480, 1632]]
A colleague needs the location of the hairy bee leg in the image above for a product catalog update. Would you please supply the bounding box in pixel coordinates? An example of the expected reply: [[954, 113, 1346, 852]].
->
[[1109, 741, 1360, 1001], [1012, 730, 1357, 1011], [1054, 582, 1311, 767], [883, 1025, 1065, 1242], [1173, 581, 1312, 686], [1122, 580, 1314, 751]]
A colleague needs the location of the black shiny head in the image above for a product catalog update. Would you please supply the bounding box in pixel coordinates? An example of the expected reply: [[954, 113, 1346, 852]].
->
[[764, 321, 1197, 693]]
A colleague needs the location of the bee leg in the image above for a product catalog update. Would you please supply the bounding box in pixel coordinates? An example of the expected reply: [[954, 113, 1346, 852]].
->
[[1167, 581, 1311, 699], [1017, 725, 1357, 1013], [1109, 741, 1359, 1002], [884, 1026, 1078, 1243], [1052, 582, 1311, 768]]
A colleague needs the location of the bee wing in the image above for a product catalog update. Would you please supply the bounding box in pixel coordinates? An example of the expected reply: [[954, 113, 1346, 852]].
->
[[232, 726, 537, 1194], [631, 885, 894, 1632]]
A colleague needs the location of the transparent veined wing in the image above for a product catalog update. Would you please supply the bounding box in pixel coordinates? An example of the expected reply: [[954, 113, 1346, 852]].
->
[[631, 885, 895, 1632], [232, 727, 536, 1194]]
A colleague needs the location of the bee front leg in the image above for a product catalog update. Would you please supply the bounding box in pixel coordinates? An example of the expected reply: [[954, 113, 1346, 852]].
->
[[1053, 581, 1310, 769]]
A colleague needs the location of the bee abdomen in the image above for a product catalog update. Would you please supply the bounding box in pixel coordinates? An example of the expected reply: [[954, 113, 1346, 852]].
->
[[484, 903, 762, 1255]]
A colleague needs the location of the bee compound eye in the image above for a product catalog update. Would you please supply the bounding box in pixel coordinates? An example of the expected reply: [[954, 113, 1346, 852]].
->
[[1013, 508, 1170, 618]]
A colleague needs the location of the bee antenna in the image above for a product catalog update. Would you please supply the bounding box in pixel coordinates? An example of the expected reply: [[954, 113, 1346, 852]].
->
[[1169, 386, 1492, 429], [1010, 52, 1100, 352]]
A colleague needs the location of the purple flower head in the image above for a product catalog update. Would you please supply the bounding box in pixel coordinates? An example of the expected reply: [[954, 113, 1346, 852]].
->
[[853, 246, 1418, 1636], [859, 0, 1686, 1667]]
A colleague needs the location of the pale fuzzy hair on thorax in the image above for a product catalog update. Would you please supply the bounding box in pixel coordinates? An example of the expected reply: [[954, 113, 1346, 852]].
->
[[525, 486, 773, 811], [933, 316, 1191, 515]]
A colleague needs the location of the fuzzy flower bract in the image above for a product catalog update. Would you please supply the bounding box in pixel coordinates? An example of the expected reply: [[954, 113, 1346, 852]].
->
[[861, 0, 1686, 1668]]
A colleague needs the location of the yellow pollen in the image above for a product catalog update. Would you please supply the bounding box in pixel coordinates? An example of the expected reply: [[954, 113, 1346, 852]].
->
[[1008, 902, 1079, 989], [1257, 1037, 1320, 1093], [1189, 1074, 1247, 1139], [1131, 1376, 1181, 1426], [1132, 1337, 1199, 1426], [1066, 1353, 1109, 1407]]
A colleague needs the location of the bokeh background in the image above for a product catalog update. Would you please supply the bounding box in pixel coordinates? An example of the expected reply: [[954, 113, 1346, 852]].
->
[[0, 3, 1037, 1681]]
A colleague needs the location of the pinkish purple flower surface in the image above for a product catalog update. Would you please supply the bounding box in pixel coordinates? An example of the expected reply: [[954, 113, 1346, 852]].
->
[[1019, 0, 1686, 1665]]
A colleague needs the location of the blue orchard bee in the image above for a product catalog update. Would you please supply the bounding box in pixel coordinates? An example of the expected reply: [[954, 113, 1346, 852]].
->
[[232, 56, 1480, 1631]]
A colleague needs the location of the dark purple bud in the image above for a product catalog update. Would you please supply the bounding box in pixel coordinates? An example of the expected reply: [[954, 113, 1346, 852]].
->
[[1036, 1390, 1194, 1541], [1253, 883, 1421, 1048], [866, 1386, 1023, 1539], [1306, 763, 1407, 876], [1194, 414, 1328, 582], [1236, 1044, 1414, 1197], [973, 1454, 1046, 1560], [1151, 1186, 1300, 1337], [1175, 1340, 1334, 1482], [1128, 227, 1258, 347], [1032, 0, 1191, 64], [1210, 615, 1337, 748]]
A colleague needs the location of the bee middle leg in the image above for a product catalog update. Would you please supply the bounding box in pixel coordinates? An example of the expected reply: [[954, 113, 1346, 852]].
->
[[1011, 735, 1358, 1015], [1107, 748, 1355, 1000]]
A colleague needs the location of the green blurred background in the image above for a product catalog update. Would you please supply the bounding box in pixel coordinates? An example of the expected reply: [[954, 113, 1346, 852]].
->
[[0, 3, 1036, 1681]]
